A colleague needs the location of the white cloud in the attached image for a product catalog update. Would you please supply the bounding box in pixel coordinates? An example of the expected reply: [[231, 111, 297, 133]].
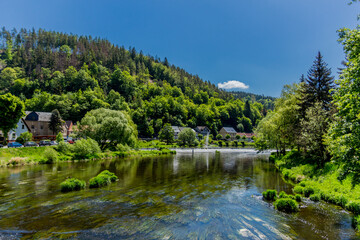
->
[[218, 80, 249, 90]]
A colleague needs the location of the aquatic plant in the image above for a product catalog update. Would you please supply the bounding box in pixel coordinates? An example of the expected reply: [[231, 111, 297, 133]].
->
[[278, 191, 289, 199], [295, 194, 302, 202], [262, 189, 277, 201], [60, 178, 86, 192], [89, 170, 118, 188], [274, 198, 299, 213]]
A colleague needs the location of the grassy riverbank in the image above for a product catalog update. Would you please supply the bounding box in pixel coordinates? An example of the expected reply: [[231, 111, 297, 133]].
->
[[273, 150, 360, 230], [0, 146, 176, 167]]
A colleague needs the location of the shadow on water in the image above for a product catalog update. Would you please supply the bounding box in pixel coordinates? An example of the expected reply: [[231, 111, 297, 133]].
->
[[0, 151, 358, 239]]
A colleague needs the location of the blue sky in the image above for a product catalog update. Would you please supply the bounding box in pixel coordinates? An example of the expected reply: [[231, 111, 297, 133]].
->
[[1, 0, 359, 96]]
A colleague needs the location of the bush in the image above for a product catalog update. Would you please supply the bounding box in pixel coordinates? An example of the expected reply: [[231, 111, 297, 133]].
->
[[57, 141, 72, 154], [116, 143, 131, 152], [293, 186, 304, 194], [89, 170, 118, 188], [310, 194, 320, 202], [274, 198, 299, 213], [73, 138, 101, 159], [56, 132, 64, 143], [16, 132, 33, 144], [303, 187, 315, 197], [352, 215, 360, 230], [43, 148, 58, 163], [60, 178, 86, 192], [262, 189, 277, 201], [278, 191, 289, 199], [295, 194, 302, 202]]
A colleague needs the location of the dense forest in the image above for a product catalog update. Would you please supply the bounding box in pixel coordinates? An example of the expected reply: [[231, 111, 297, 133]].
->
[[0, 28, 271, 137], [231, 91, 275, 111]]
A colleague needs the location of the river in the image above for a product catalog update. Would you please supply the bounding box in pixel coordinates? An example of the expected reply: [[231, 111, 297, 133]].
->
[[0, 149, 358, 239]]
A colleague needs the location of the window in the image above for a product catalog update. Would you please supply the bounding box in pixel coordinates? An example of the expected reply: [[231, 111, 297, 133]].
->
[[22, 125, 24, 129], [12, 133, 16, 139], [31, 125, 34, 129], [40, 125, 43, 130]]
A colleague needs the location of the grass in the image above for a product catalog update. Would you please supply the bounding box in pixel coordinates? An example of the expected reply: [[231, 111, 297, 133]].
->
[[0, 146, 176, 167], [89, 170, 118, 188], [60, 178, 86, 192], [273, 150, 360, 231]]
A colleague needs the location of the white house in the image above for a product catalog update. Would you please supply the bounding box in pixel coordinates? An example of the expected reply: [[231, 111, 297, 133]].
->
[[0, 118, 30, 142]]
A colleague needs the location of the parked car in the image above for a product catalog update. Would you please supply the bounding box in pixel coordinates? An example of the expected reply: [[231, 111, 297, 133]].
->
[[0, 144, 3, 148], [65, 139, 74, 144], [50, 141, 58, 145], [8, 142, 23, 148], [39, 140, 51, 146], [24, 141, 39, 147]]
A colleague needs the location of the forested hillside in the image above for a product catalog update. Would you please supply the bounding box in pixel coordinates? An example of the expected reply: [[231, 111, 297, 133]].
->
[[0, 28, 270, 137]]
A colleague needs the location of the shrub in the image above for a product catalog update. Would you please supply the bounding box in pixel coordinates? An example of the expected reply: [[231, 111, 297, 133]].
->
[[303, 187, 314, 197], [293, 186, 304, 194], [278, 191, 289, 199], [16, 132, 33, 144], [346, 201, 360, 215], [73, 138, 101, 159], [116, 143, 131, 152], [262, 189, 277, 201], [274, 198, 299, 213], [295, 194, 302, 202], [60, 178, 86, 192], [43, 148, 58, 163], [310, 194, 320, 202], [57, 141, 72, 154], [269, 154, 276, 163], [89, 170, 118, 188], [300, 182, 306, 187]]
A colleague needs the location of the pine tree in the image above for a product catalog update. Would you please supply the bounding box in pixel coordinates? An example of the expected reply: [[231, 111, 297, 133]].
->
[[49, 109, 63, 134], [301, 52, 335, 110]]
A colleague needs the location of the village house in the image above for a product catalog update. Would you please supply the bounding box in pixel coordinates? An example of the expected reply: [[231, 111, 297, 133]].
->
[[219, 127, 237, 140], [24, 111, 55, 141], [62, 121, 75, 139], [194, 126, 211, 137], [0, 118, 30, 143], [237, 132, 255, 142]]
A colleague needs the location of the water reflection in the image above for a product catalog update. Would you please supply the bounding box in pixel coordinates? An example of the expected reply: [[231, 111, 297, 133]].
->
[[0, 151, 358, 239]]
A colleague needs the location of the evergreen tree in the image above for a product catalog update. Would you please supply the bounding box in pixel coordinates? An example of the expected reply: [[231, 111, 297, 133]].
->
[[243, 100, 253, 123], [300, 52, 335, 111], [49, 109, 63, 134]]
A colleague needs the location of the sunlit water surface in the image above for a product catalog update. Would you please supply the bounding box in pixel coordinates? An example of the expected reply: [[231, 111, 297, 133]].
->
[[0, 150, 358, 239]]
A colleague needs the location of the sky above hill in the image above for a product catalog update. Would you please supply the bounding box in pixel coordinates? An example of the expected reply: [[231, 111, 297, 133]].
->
[[1, 0, 359, 96]]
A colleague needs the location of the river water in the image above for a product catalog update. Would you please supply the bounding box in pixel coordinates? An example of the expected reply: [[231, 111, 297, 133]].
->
[[0, 149, 358, 239]]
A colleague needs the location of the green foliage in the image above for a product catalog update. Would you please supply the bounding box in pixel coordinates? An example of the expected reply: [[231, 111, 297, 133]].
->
[[60, 178, 86, 192], [328, 27, 360, 184], [57, 141, 71, 154], [16, 132, 32, 144], [274, 198, 299, 213], [0, 93, 25, 142], [72, 138, 101, 159], [303, 187, 315, 197], [159, 123, 175, 144], [43, 148, 58, 163], [310, 194, 320, 202], [178, 128, 196, 146], [78, 108, 137, 150], [216, 134, 222, 140], [56, 132, 64, 142], [295, 194, 302, 202], [225, 134, 231, 140], [262, 189, 277, 201], [89, 170, 118, 188], [49, 109, 63, 134], [293, 186, 304, 194], [347, 201, 360, 215]]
